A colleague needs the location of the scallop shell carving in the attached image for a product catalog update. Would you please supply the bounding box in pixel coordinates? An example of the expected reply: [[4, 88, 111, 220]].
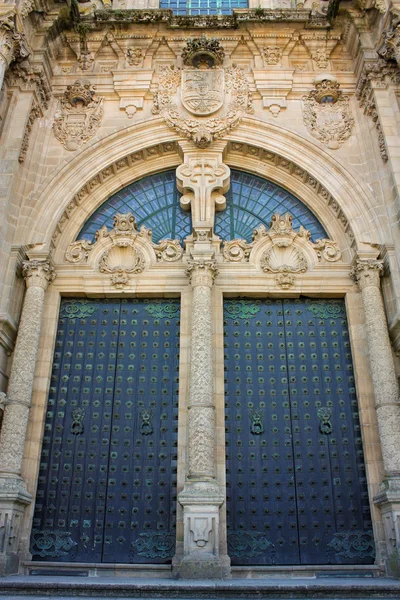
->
[[99, 242, 145, 285], [260, 245, 308, 274]]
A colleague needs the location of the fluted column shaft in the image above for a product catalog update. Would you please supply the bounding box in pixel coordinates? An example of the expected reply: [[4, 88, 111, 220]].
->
[[0, 260, 55, 477], [351, 259, 400, 475], [186, 259, 218, 480]]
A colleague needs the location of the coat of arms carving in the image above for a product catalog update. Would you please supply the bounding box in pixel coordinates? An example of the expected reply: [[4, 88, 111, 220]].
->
[[153, 37, 253, 148], [302, 76, 354, 150], [181, 69, 224, 115]]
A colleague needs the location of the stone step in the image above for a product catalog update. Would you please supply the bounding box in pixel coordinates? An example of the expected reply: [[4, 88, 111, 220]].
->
[[1, 576, 400, 598]]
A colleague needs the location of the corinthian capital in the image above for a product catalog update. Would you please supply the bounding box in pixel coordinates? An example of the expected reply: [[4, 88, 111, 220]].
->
[[22, 259, 56, 290], [350, 259, 384, 290], [0, 13, 29, 66], [186, 259, 218, 287]]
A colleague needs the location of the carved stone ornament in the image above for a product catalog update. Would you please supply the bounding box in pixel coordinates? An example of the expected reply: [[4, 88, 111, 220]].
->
[[262, 46, 282, 66], [313, 49, 329, 69], [65, 212, 183, 287], [53, 80, 104, 151], [181, 35, 225, 68], [153, 63, 253, 148], [302, 76, 354, 150], [126, 47, 144, 66], [223, 212, 342, 288], [0, 14, 30, 67], [78, 51, 95, 71]]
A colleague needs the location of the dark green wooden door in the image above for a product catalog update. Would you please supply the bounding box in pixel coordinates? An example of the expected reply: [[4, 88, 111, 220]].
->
[[224, 298, 374, 566], [31, 298, 180, 564]]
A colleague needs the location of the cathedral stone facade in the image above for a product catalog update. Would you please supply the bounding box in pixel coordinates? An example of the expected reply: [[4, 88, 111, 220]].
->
[[1, 0, 400, 580]]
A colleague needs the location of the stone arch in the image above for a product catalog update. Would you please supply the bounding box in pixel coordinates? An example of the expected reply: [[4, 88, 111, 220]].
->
[[16, 117, 387, 259]]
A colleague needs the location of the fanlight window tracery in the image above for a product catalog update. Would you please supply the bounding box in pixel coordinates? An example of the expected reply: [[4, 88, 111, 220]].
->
[[78, 169, 327, 244]]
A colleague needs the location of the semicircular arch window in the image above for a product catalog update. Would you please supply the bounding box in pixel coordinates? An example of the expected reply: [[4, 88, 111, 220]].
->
[[216, 170, 327, 242], [78, 169, 326, 243]]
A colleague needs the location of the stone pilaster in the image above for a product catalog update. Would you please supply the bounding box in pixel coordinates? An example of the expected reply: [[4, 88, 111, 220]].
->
[[174, 259, 230, 579], [0, 259, 55, 575], [350, 258, 400, 574]]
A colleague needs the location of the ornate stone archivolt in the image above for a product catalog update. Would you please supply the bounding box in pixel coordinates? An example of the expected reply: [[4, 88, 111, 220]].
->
[[53, 80, 104, 151], [153, 37, 253, 148], [65, 211, 183, 287], [223, 212, 342, 288], [302, 75, 354, 150]]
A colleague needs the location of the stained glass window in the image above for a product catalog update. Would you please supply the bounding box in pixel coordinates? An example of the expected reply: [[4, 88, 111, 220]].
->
[[215, 170, 327, 242], [78, 168, 327, 244], [78, 171, 192, 244], [159, 0, 248, 15]]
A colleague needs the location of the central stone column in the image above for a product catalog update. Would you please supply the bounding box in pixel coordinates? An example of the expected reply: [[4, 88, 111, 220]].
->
[[350, 258, 400, 574], [175, 259, 230, 579], [0, 259, 55, 575]]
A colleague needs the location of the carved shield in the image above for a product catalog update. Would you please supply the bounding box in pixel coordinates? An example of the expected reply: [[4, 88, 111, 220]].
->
[[181, 69, 224, 116]]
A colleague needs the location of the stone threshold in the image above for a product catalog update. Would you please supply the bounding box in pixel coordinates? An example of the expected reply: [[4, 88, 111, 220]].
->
[[1, 574, 400, 599], [22, 561, 383, 579]]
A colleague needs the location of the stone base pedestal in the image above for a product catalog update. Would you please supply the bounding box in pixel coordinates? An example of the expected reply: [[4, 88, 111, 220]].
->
[[0, 475, 32, 576], [174, 480, 231, 579], [374, 477, 400, 577]]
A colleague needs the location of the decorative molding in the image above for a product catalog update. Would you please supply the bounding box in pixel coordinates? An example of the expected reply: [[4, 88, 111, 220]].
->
[[53, 80, 104, 152], [302, 77, 354, 150], [19, 100, 41, 163], [153, 64, 253, 148], [65, 211, 183, 287]]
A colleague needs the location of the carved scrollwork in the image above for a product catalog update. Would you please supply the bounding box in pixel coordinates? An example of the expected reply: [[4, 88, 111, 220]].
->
[[152, 239, 183, 262], [223, 239, 252, 262], [65, 239, 93, 263], [311, 238, 342, 262]]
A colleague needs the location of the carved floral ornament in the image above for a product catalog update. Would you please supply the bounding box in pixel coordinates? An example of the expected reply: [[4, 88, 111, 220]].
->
[[65, 212, 183, 288], [153, 37, 253, 148], [53, 80, 104, 151], [302, 75, 354, 150], [223, 212, 342, 289]]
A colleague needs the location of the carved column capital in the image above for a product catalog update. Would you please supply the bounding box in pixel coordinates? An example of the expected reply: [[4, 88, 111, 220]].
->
[[22, 259, 56, 290], [0, 20, 29, 67], [186, 259, 218, 287], [350, 259, 384, 290]]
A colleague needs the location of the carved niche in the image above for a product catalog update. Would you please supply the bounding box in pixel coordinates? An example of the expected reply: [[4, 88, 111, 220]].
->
[[223, 212, 342, 289], [153, 36, 253, 148], [53, 80, 104, 151], [65, 212, 183, 288], [302, 75, 354, 150]]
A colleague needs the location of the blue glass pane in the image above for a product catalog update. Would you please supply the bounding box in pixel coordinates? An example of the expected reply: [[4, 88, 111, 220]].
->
[[160, 0, 247, 14], [78, 171, 192, 244], [214, 170, 327, 242]]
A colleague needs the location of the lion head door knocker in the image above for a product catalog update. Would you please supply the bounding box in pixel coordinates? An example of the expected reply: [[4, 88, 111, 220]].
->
[[249, 407, 264, 435], [317, 406, 333, 434], [71, 407, 85, 435], [140, 409, 153, 435]]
